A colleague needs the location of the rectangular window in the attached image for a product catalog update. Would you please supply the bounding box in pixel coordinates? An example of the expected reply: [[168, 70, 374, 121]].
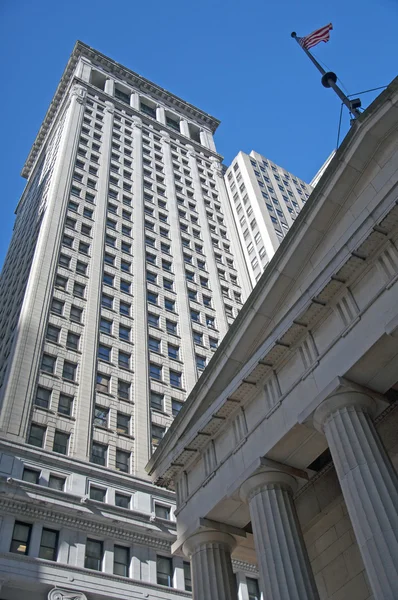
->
[[184, 562, 192, 592], [62, 361, 77, 381], [150, 391, 164, 412], [165, 298, 175, 312], [120, 280, 131, 293], [120, 301, 131, 316], [147, 291, 158, 305], [168, 344, 179, 360], [118, 379, 130, 400], [58, 393, 73, 416], [79, 241, 90, 255], [247, 577, 260, 600], [22, 467, 40, 484], [196, 355, 206, 370], [191, 310, 200, 323], [10, 522, 32, 555], [85, 539, 103, 571], [91, 442, 107, 466], [163, 278, 173, 291], [155, 504, 171, 519], [116, 413, 130, 435], [51, 298, 64, 316], [90, 486, 106, 502], [48, 475, 65, 491], [157, 556, 173, 587], [115, 493, 130, 508], [53, 431, 69, 455], [101, 294, 114, 309], [41, 354, 56, 374], [114, 545, 130, 577], [103, 273, 114, 287], [150, 363, 162, 380], [98, 344, 111, 362], [66, 331, 80, 351], [116, 449, 130, 473], [96, 373, 110, 394], [35, 387, 51, 409], [148, 337, 161, 353], [119, 325, 130, 341], [172, 399, 183, 417], [166, 320, 177, 335], [76, 260, 88, 275], [70, 306, 83, 323], [118, 351, 130, 369], [170, 370, 182, 388], [148, 313, 160, 328], [39, 528, 58, 561], [94, 405, 109, 428]]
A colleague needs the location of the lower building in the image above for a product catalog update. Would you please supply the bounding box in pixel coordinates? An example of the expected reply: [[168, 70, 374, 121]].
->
[[147, 78, 398, 600]]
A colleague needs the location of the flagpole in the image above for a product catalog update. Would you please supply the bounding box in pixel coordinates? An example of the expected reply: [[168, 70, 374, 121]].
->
[[291, 31, 361, 119]]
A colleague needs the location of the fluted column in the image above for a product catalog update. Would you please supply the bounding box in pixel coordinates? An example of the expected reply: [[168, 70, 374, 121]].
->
[[241, 471, 320, 600], [314, 391, 398, 600], [183, 530, 238, 600]]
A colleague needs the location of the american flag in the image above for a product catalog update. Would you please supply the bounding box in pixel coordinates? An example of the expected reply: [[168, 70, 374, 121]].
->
[[298, 23, 333, 50]]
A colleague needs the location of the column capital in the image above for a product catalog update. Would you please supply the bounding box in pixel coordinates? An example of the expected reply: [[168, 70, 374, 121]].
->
[[131, 117, 142, 130], [314, 390, 376, 433], [240, 469, 297, 504], [182, 529, 236, 558]]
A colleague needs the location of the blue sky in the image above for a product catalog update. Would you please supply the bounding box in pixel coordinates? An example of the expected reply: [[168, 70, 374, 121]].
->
[[0, 0, 397, 268]]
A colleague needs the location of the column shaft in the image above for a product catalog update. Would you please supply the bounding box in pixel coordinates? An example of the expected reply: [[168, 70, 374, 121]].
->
[[183, 531, 238, 600], [241, 472, 319, 600], [319, 398, 398, 600]]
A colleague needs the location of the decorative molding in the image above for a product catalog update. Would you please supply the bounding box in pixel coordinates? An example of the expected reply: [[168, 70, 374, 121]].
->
[[232, 559, 259, 574], [0, 497, 171, 550], [48, 589, 87, 600]]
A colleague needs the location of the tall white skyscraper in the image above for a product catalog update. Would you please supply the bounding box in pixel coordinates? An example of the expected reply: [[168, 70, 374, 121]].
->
[[224, 150, 313, 285], [0, 42, 254, 600]]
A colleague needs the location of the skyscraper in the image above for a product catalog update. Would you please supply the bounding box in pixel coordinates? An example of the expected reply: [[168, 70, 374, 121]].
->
[[0, 42, 253, 599], [224, 150, 313, 285]]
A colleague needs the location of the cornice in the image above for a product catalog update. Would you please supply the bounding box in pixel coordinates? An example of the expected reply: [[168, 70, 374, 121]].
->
[[0, 496, 172, 550], [0, 553, 192, 597], [21, 40, 220, 179]]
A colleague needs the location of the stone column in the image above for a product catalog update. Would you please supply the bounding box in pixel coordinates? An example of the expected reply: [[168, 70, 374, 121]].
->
[[183, 530, 238, 600], [105, 78, 114, 96], [180, 119, 190, 138], [156, 105, 166, 124], [200, 130, 209, 148], [314, 391, 398, 600], [241, 470, 320, 600], [130, 91, 139, 110]]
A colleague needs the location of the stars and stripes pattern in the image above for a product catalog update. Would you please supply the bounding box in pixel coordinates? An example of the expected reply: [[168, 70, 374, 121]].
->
[[298, 23, 333, 50]]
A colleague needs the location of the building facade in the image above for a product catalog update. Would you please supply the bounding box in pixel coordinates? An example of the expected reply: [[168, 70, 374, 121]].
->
[[224, 151, 312, 285], [148, 79, 398, 600], [0, 41, 253, 600]]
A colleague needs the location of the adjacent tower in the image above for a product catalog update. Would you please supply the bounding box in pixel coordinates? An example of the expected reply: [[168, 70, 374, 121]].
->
[[224, 150, 313, 285]]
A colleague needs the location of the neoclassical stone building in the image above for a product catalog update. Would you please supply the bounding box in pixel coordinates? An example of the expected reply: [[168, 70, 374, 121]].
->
[[147, 78, 398, 600]]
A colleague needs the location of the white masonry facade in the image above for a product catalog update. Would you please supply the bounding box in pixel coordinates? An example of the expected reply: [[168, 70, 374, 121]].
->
[[0, 41, 253, 600], [224, 151, 313, 285]]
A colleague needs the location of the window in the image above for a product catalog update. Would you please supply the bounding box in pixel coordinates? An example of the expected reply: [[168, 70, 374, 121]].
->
[[200, 277, 209, 288], [41, 354, 56, 374], [203, 295, 212, 308], [90, 486, 106, 502], [66, 331, 80, 350], [98, 344, 111, 362], [170, 370, 182, 388], [150, 363, 162, 380], [193, 331, 203, 346], [119, 325, 130, 341], [39, 528, 58, 561], [191, 310, 200, 323], [62, 361, 77, 381], [79, 241, 90, 255], [165, 298, 175, 312], [118, 379, 130, 400], [76, 260, 88, 275], [168, 344, 179, 360], [147, 291, 158, 305], [53, 431, 69, 455], [148, 313, 160, 328], [106, 234, 116, 248], [206, 315, 215, 328], [48, 475, 65, 490], [58, 393, 73, 416], [35, 387, 51, 409], [115, 493, 130, 509], [184, 562, 192, 592], [91, 442, 107, 466], [148, 337, 161, 353], [101, 294, 113, 310], [104, 253, 115, 267], [196, 355, 206, 370], [62, 235, 73, 248], [121, 241, 131, 254], [120, 280, 131, 294], [247, 577, 260, 600], [166, 320, 177, 335], [209, 337, 218, 350], [157, 556, 173, 587], [114, 545, 130, 577], [119, 351, 130, 369], [96, 373, 110, 394], [121, 260, 131, 273], [172, 399, 183, 417], [70, 305, 83, 323], [22, 467, 40, 484], [150, 391, 164, 412], [116, 413, 130, 435], [94, 406, 109, 428], [120, 301, 131, 316], [51, 298, 64, 316], [10, 522, 32, 555], [155, 504, 171, 519], [163, 278, 173, 291], [116, 449, 130, 473], [85, 539, 103, 571], [100, 318, 112, 335], [103, 272, 114, 287], [81, 223, 92, 236], [162, 260, 172, 272]]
